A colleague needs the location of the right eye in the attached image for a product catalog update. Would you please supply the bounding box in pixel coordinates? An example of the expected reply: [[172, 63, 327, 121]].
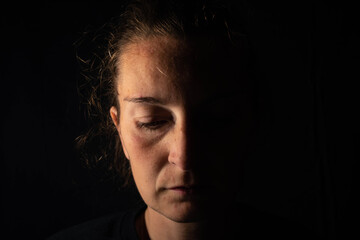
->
[[136, 120, 170, 131]]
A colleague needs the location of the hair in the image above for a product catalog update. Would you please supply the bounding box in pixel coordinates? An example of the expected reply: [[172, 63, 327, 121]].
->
[[75, 0, 253, 187]]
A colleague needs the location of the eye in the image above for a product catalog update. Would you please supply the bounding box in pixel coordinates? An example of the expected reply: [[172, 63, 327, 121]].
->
[[136, 120, 170, 131]]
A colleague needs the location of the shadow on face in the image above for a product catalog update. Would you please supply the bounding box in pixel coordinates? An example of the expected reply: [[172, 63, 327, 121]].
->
[[113, 35, 255, 222]]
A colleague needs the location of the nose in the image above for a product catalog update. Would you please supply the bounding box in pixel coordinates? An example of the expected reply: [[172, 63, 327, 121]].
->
[[168, 121, 192, 171]]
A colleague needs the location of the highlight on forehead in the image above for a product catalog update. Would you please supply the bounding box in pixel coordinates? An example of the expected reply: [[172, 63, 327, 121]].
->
[[116, 36, 191, 84], [120, 36, 188, 61], [113, 36, 192, 105]]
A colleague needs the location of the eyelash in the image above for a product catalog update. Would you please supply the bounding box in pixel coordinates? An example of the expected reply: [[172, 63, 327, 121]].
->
[[136, 120, 169, 131]]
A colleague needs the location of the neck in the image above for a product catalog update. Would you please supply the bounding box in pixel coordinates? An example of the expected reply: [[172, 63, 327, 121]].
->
[[142, 206, 231, 240]]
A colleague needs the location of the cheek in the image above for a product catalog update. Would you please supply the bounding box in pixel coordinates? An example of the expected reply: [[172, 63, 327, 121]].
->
[[125, 128, 168, 160], [121, 127, 169, 184], [124, 131, 172, 204]]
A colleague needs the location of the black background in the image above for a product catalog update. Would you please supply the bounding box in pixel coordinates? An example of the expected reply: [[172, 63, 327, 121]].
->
[[1, 1, 359, 239]]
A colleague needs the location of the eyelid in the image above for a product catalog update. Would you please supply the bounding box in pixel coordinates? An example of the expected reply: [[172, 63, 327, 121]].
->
[[136, 119, 172, 132], [132, 104, 174, 117]]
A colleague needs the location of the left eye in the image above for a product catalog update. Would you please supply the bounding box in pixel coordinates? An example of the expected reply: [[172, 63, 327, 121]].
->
[[136, 120, 169, 131]]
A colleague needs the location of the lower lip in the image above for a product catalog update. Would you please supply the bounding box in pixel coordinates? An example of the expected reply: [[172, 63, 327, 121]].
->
[[169, 187, 198, 194]]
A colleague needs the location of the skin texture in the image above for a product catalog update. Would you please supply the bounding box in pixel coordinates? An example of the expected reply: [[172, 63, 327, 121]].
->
[[110, 36, 251, 240]]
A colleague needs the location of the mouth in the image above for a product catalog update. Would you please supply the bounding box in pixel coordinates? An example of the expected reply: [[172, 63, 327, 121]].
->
[[167, 185, 209, 194]]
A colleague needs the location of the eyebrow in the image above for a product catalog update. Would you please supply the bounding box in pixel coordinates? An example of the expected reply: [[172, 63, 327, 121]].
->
[[123, 97, 165, 105]]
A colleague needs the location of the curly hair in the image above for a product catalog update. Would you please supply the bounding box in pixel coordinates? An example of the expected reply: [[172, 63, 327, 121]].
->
[[75, 0, 251, 187]]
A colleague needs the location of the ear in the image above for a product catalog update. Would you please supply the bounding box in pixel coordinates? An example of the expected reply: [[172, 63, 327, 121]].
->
[[110, 106, 130, 160], [110, 106, 119, 127]]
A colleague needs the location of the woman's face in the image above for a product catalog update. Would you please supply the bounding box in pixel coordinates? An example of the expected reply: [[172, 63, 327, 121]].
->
[[111, 36, 252, 222]]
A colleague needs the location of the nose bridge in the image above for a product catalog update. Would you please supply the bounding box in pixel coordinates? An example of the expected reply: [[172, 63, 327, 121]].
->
[[168, 115, 192, 170]]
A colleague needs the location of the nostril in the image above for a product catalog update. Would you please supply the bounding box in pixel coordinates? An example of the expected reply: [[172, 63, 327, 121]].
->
[[168, 152, 193, 171]]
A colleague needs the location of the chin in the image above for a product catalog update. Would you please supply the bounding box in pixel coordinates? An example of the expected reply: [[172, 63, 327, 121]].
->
[[155, 201, 207, 223], [165, 212, 202, 223]]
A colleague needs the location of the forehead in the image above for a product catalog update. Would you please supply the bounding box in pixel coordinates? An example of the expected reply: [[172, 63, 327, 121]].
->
[[122, 37, 187, 60], [117, 36, 241, 105], [118, 37, 182, 105]]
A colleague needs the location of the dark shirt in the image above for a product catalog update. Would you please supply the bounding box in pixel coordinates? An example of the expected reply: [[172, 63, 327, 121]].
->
[[47, 203, 146, 240], [47, 202, 320, 240]]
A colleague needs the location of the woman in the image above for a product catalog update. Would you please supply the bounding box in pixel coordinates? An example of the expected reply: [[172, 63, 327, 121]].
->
[[49, 0, 316, 239]]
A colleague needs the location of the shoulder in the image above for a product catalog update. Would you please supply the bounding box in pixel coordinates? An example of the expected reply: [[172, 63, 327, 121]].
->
[[47, 212, 127, 240], [233, 203, 320, 240], [47, 203, 146, 240]]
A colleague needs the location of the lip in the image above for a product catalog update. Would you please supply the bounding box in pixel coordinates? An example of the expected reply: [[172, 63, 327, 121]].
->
[[167, 185, 207, 194]]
